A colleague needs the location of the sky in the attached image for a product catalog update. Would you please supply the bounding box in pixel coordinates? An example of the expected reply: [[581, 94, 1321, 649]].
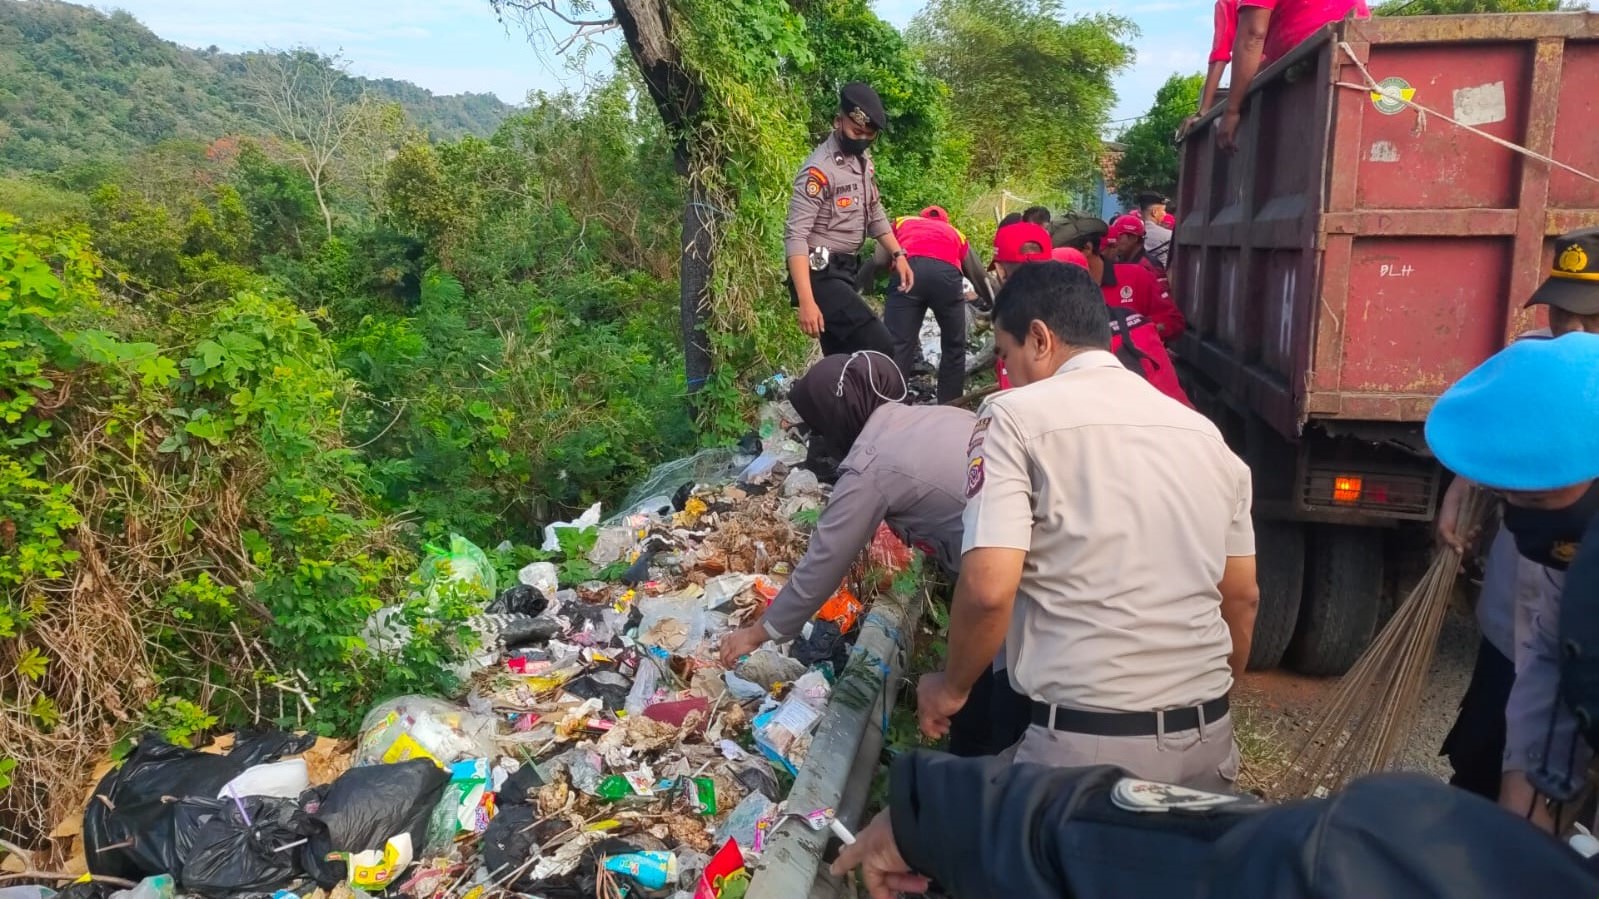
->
[[99, 0, 1213, 124]]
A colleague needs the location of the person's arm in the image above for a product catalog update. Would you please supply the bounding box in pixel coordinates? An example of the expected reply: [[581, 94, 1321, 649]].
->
[[833, 752, 1116, 898], [1502, 568, 1588, 828], [856, 241, 892, 293], [1218, 556, 1259, 683], [919, 406, 1031, 738], [1218, 4, 1272, 152], [1134, 267, 1186, 342], [785, 165, 829, 336], [1201, 0, 1237, 113], [1200, 61, 1228, 115], [1219, 460, 1258, 683], [960, 245, 995, 308], [758, 469, 891, 641]]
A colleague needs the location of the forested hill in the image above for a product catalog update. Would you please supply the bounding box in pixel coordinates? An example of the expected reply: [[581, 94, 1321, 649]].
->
[[0, 0, 514, 172]]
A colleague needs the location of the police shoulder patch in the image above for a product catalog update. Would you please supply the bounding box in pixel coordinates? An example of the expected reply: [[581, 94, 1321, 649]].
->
[[802, 166, 827, 198], [965, 457, 985, 498], [967, 416, 991, 455]]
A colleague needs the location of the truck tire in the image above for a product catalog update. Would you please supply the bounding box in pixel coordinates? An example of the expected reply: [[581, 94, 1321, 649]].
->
[[1248, 519, 1305, 670], [1286, 525, 1385, 677]]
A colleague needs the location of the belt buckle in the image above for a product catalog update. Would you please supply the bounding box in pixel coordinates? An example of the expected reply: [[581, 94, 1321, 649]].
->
[[808, 246, 830, 271]]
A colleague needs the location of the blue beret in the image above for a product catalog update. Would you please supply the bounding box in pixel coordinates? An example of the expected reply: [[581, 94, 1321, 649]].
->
[[1425, 332, 1599, 491]]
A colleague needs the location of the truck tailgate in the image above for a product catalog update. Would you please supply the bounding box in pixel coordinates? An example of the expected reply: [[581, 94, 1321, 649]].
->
[[1176, 12, 1599, 440]]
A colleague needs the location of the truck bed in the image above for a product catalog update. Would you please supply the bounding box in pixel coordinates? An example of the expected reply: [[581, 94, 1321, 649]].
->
[[1175, 12, 1599, 441]]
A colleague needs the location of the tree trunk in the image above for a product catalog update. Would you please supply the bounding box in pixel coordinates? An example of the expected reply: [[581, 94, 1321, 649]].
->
[[311, 176, 333, 237], [680, 176, 714, 396]]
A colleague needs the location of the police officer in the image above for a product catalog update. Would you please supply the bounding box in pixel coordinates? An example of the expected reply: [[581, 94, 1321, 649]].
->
[[717, 352, 1030, 756], [1425, 331, 1599, 830], [784, 82, 913, 358], [916, 262, 1260, 790]]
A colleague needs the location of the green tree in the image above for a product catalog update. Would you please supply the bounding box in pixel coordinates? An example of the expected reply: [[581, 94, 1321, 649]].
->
[[907, 0, 1135, 191], [1375, 0, 1573, 13], [1112, 73, 1203, 202]]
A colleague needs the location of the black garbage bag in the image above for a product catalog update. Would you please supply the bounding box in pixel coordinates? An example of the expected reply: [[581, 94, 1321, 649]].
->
[[790, 619, 850, 669], [85, 731, 315, 879], [487, 584, 549, 618], [476, 612, 563, 649], [300, 759, 449, 888], [496, 764, 544, 808], [526, 837, 672, 898], [181, 796, 314, 897], [563, 672, 633, 712]]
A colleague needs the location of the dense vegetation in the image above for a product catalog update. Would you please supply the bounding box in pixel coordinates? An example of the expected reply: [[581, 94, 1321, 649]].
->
[[0, 0, 1140, 842], [0, 0, 512, 172]]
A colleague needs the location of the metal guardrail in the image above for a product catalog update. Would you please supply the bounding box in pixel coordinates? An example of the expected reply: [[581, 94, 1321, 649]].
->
[[745, 586, 924, 897]]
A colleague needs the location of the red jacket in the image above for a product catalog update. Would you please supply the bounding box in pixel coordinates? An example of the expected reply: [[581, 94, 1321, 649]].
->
[[892, 216, 969, 269], [1107, 310, 1193, 407], [1104, 262, 1185, 344]]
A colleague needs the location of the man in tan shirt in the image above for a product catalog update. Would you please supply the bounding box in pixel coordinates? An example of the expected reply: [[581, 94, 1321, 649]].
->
[[917, 261, 1260, 790]]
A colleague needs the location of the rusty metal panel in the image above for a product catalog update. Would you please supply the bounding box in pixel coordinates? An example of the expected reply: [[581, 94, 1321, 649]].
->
[[1173, 12, 1599, 443], [1352, 43, 1528, 210], [1339, 237, 1512, 395], [1548, 40, 1599, 212]]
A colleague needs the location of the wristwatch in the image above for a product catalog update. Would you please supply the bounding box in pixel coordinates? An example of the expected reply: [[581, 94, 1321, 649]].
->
[[891, 249, 907, 261]]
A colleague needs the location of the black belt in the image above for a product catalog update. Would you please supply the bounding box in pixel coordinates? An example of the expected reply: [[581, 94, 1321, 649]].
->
[[1030, 695, 1230, 737]]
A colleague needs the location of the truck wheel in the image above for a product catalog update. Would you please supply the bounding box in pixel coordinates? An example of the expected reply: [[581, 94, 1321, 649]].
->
[[1248, 519, 1305, 670], [1286, 525, 1384, 677]]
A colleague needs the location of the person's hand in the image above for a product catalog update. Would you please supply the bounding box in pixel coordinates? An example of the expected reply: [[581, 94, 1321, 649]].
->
[[1217, 109, 1242, 152], [718, 624, 768, 668], [828, 810, 930, 899], [1500, 771, 1556, 833], [1178, 115, 1200, 139], [797, 300, 825, 338], [1436, 477, 1481, 554], [916, 671, 968, 740], [894, 255, 915, 294]]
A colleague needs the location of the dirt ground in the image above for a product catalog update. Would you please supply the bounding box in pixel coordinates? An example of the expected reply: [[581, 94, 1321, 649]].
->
[[1233, 605, 1480, 798]]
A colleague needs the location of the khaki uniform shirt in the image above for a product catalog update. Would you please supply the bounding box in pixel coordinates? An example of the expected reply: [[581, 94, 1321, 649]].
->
[[962, 351, 1254, 712], [763, 404, 974, 640], [782, 132, 892, 259]]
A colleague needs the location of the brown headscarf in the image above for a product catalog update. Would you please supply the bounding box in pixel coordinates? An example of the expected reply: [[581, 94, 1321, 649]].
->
[[789, 351, 908, 457]]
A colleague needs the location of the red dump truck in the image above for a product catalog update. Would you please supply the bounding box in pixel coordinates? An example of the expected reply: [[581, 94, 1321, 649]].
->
[[1174, 12, 1599, 674]]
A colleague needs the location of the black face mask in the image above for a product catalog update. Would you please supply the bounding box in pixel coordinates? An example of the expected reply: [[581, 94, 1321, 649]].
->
[[837, 133, 874, 156], [1503, 481, 1599, 570]]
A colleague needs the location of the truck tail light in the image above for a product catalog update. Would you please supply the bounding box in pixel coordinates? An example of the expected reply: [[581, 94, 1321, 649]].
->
[[1332, 476, 1363, 504]]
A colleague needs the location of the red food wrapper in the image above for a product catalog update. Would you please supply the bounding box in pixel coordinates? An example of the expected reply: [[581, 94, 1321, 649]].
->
[[695, 839, 747, 899], [866, 523, 912, 571]]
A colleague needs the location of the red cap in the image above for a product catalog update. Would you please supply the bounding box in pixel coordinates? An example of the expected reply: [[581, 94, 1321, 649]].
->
[[993, 222, 1053, 264], [1107, 214, 1145, 241], [1050, 247, 1089, 269], [1160, 213, 1175, 229], [921, 205, 950, 222]]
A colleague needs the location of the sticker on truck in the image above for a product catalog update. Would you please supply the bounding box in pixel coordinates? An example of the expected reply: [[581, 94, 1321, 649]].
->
[[1370, 76, 1415, 115]]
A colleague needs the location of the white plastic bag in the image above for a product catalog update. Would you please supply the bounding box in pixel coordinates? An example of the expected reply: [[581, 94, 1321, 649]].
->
[[517, 561, 559, 596], [541, 502, 602, 552], [635, 594, 707, 655], [218, 758, 309, 799], [356, 695, 497, 767]]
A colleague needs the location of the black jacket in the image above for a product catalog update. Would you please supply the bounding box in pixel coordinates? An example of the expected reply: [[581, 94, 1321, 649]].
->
[[889, 751, 1598, 898]]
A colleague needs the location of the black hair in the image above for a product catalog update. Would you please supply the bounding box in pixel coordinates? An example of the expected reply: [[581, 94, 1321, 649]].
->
[[1022, 206, 1052, 225], [1135, 192, 1166, 213], [998, 212, 1024, 228], [993, 262, 1112, 350]]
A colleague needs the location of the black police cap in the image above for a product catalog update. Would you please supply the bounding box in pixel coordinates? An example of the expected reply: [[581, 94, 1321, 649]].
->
[[1527, 226, 1599, 316], [839, 82, 887, 131]]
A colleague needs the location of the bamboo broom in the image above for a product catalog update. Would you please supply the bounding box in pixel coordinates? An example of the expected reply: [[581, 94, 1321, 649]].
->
[[1277, 486, 1492, 798]]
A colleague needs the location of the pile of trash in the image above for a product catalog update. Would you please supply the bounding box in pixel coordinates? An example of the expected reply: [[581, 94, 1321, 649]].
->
[[51, 398, 915, 899]]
